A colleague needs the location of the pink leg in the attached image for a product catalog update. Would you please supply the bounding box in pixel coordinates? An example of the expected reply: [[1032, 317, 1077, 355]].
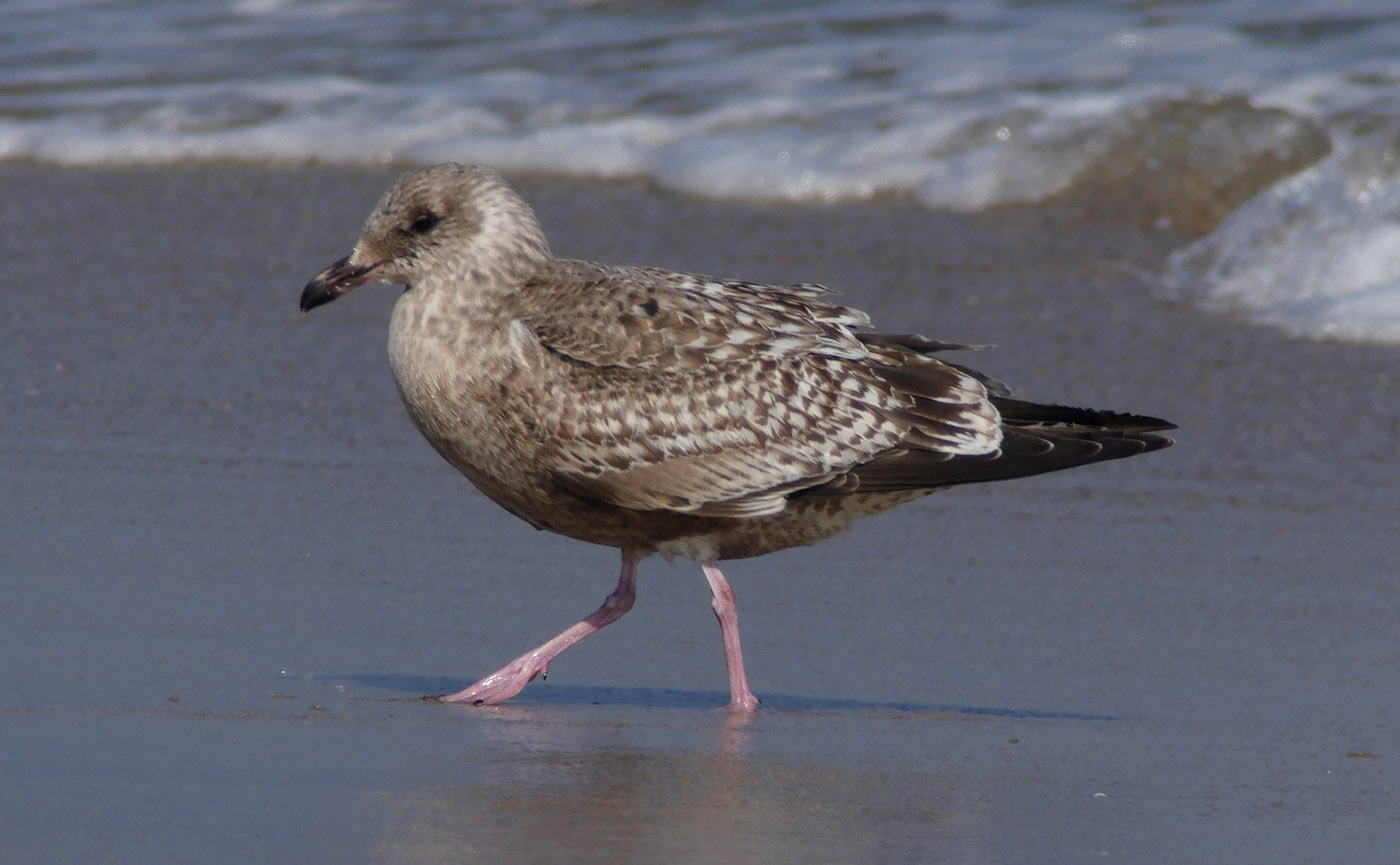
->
[[701, 561, 760, 713], [439, 550, 641, 705]]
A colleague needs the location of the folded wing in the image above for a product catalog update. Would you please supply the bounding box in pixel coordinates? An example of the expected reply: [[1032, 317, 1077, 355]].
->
[[516, 261, 1005, 516]]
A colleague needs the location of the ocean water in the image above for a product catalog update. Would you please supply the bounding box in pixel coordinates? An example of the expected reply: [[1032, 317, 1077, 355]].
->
[[6, 0, 1400, 343]]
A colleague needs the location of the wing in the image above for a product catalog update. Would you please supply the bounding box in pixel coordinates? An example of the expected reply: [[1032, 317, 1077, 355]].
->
[[518, 259, 874, 368], [516, 261, 1003, 517], [802, 336, 1177, 497]]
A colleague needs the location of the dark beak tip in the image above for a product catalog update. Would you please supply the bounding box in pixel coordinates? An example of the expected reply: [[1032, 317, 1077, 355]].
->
[[299, 255, 375, 313], [298, 280, 334, 313], [298, 280, 340, 314]]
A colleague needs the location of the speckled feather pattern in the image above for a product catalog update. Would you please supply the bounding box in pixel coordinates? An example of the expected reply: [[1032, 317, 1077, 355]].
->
[[325, 163, 1171, 562]]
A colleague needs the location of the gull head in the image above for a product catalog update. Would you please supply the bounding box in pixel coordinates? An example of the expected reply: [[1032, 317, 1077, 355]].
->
[[300, 163, 550, 312]]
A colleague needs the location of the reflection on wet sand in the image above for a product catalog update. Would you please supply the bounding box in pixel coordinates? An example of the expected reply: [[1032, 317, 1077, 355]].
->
[[373, 717, 995, 864]]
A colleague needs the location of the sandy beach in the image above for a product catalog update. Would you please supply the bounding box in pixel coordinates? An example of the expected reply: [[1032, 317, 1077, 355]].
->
[[3, 162, 1398, 863]]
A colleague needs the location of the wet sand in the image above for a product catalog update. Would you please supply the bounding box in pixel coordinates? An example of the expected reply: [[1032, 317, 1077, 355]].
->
[[3, 163, 1398, 863]]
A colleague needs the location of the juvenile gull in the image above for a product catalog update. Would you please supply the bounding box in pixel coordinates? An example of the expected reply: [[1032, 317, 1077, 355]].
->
[[300, 163, 1175, 712]]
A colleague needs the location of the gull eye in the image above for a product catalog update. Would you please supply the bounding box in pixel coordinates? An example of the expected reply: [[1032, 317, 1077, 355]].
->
[[407, 212, 441, 235]]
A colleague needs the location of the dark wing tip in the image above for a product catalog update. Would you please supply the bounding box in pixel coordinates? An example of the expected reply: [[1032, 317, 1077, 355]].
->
[[994, 397, 1176, 435]]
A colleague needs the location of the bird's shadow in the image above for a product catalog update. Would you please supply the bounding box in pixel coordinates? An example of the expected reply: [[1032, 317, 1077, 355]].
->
[[322, 673, 1118, 720]]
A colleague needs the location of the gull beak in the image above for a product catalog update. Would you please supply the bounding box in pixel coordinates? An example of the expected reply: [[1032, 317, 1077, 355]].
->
[[300, 254, 384, 312]]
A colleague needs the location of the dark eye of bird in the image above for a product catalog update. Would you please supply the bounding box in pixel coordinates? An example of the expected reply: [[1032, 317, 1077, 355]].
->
[[408, 212, 441, 235]]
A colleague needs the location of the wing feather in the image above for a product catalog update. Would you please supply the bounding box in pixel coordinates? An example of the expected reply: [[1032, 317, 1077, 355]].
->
[[516, 261, 1004, 516]]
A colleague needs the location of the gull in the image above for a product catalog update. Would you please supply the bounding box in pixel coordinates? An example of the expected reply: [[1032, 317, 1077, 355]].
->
[[300, 163, 1174, 712]]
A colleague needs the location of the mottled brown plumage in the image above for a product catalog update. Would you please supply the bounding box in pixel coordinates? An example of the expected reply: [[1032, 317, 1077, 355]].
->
[[300, 163, 1174, 712]]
